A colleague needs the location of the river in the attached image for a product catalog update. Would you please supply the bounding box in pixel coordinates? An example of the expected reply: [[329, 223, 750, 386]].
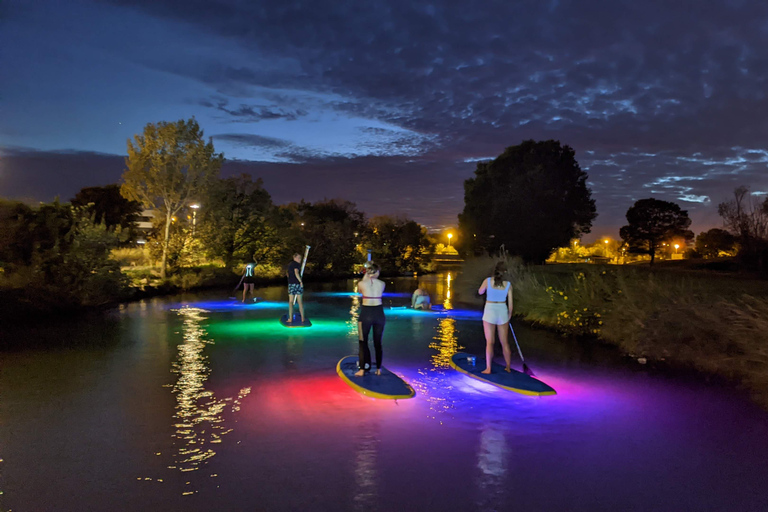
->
[[1, 273, 767, 511]]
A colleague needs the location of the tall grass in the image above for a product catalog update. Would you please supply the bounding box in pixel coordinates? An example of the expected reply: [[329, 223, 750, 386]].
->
[[454, 256, 768, 407]]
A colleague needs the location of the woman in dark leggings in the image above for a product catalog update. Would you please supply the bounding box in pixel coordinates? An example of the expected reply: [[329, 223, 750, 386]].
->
[[355, 263, 386, 376]]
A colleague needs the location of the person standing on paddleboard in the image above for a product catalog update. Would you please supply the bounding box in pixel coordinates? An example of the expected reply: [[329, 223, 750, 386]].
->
[[286, 252, 305, 323], [241, 260, 257, 303], [478, 261, 514, 374], [355, 262, 386, 376]]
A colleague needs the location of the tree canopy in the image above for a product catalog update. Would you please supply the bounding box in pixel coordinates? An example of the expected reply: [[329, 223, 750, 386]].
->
[[619, 198, 694, 264], [71, 184, 142, 232], [121, 118, 223, 278], [695, 228, 736, 258], [197, 175, 276, 267], [458, 139, 596, 263]]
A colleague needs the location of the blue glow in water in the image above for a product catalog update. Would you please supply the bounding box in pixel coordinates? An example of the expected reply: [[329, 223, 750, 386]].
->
[[171, 299, 286, 311]]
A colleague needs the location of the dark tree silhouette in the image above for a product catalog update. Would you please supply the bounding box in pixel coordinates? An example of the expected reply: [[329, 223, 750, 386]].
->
[[695, 228, 736, 258], [71, 184, 142, 230], [620, 198, 694, 265], [458, 140, 596, 263]]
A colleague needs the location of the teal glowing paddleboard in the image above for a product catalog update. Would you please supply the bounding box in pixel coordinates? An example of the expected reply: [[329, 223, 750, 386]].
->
[[336, 356, 415, 400], [279, 314, 312, 327], [450, 353, 556, 396]]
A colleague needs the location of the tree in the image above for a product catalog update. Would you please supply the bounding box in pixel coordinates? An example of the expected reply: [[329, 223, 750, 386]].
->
[[70, 184, 142, 231], [121, 118, 223, 278], [458, 140, 596, 263], [619, 198, 694, 265], [196, 175, 275, 267], [281, 200, 367, 275], [718, 186, 768, 270], [695, 228, 737, 258], [365, 215, 432, 273]]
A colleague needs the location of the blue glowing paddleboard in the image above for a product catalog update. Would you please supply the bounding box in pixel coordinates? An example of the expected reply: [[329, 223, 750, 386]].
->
[[450, 353, 556, 396], [336, 356, 415, 400], [279, 314, 312, 327]]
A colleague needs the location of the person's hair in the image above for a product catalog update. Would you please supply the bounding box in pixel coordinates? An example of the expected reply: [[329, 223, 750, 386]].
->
[[492, 261, 507, 287], [367, 262, 380, 274], [293, 252, 301, 259]]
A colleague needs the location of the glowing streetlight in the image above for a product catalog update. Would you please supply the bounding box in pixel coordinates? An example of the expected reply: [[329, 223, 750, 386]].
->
[[674, 243, 680, 254], [190, 203, 200, 235], [447, 233, 453, 247]]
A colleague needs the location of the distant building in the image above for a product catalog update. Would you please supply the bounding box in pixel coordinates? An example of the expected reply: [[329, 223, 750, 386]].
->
[[135, 209, 155, 245]]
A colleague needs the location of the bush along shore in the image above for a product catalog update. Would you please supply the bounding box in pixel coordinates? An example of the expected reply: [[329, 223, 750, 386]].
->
[[454, 256, 768, 409]]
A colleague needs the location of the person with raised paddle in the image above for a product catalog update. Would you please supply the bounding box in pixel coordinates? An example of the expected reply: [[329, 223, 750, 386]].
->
[[286, 252, 305, 323], [355, 262, 386, 377], [478, 261, 514, 374]]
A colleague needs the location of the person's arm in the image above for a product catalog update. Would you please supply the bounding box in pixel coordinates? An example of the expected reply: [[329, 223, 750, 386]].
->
[[507, 284, 514, 321], [478, 278, 488, 295], [294, 267, 303, 285]]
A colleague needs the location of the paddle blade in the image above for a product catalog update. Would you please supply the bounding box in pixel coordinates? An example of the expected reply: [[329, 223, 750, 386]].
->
[[522, 363, 535, 376]]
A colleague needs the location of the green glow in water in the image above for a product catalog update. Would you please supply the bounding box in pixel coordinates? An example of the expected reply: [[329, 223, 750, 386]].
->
[[207, 317, 351, 341]]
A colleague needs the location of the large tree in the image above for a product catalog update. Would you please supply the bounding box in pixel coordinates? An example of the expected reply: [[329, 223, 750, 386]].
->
[[695, 228, 736, 258], [121, 118, 223, 278], [365, 215, 432, 273], [458, 140, 596, 263], [718, 186, 768, 269], [289, 199, 368, 275], [71, 184, 142, 232], [197, 175, 276, 267], [620, 198, 694, 265]]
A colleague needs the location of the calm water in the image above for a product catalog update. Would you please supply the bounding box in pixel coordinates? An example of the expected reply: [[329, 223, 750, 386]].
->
[[2, 274, 768, 512]]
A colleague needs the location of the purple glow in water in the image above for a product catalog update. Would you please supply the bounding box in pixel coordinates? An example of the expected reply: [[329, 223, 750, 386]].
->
[[1, 277, 767, 511]]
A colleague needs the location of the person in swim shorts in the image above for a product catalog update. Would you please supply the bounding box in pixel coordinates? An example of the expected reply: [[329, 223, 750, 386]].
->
[[477, 261, 513, 374], [286, 252, 305, 323]]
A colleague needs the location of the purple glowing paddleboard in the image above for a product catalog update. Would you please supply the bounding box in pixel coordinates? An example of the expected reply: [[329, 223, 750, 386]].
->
[[450, 353, 556, 396]]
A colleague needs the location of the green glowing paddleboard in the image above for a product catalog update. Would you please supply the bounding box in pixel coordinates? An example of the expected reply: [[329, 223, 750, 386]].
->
[[279, 314, 312, 327], [336, 356, 415, 400], [450, 353, 556, 396]]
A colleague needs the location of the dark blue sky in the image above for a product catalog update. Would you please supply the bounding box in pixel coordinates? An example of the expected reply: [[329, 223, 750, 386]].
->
[[2, 0, 768, 240]]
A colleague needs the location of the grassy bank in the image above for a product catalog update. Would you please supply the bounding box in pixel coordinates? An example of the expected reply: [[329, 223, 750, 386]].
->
[[454, 256, 768, 408]]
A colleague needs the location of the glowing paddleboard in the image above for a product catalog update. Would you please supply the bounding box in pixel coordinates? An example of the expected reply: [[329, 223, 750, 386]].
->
[[450, 353, 556, 396], [279, 314, 312, 327], [336, 356, 415, 400]]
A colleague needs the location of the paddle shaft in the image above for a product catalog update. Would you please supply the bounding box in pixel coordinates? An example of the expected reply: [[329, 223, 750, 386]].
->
[[509, 322, 526, 363]]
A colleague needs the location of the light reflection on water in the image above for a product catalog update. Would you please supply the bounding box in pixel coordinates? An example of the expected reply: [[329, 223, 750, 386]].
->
[[170, 306, 251, 486], [2, 273, 768, 511]]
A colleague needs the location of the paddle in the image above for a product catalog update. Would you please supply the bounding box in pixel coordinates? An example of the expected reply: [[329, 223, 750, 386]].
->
[[509, 322, 534, 376]]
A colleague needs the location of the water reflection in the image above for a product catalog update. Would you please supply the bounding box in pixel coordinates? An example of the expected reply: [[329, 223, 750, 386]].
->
[[352, 422, 381, 512], [475, 418, 509, 509], [170, 307, 251, 481]]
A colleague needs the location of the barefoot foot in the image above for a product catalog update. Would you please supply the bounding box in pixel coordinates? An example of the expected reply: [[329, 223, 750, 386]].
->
[[354, 369, 365, 377], [505, 367, 512, 373], [375, 369, 381, 376], [481, 368, 492, 374]]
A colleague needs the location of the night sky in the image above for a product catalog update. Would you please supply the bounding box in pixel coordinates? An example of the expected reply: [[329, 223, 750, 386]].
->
[[2, 0, 768, 240]]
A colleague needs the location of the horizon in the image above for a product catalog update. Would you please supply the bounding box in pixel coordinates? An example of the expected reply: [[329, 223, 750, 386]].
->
[[3, 0, 768, 242]]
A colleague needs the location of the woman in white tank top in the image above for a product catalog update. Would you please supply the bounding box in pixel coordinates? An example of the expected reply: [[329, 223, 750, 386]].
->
[[477, 261, 514, 374]]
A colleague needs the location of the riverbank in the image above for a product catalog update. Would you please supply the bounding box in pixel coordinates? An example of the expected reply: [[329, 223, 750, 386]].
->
[[454, 256, 768, 408]]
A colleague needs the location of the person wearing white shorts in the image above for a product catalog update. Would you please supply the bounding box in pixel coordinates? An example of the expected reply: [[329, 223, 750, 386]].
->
[[478, 262, 514, 374]]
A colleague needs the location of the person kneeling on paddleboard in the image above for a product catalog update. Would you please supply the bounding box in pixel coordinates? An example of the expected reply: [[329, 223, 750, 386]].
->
[[356, 263, 386, 376], [478, 261, 514, 374]]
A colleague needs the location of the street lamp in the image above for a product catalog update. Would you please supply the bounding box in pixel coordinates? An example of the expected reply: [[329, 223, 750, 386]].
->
[[447, 233, 453, 247], [190, 203, 200, 235], [674, 243, 679, 254]]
